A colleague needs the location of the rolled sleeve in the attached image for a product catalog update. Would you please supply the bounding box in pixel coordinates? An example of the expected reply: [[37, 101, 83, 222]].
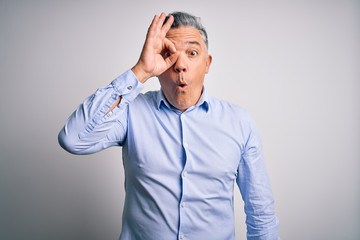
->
[[58, 69, 144, 154]]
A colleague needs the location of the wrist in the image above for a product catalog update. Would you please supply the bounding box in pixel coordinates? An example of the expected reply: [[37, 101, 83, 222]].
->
[[131, 64, 151, 84]]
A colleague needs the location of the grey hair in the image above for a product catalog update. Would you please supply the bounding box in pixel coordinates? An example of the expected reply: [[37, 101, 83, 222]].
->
[[165, 11, 209, 49]]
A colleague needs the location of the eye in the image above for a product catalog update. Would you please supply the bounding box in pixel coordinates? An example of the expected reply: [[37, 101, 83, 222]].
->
[[189, 50, 198, 56], [162, 51, 172, 58]]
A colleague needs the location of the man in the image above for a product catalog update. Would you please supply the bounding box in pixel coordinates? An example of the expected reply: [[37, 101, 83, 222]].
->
[[59, 11, 279, 240]]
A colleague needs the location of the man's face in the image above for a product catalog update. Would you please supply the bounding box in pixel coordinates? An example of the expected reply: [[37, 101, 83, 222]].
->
[[158, 26, 212, 112]]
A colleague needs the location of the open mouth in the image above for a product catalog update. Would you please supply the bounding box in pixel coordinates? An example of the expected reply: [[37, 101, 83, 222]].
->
[[177, 73, 187, 89], [176, 82, 188, 91]]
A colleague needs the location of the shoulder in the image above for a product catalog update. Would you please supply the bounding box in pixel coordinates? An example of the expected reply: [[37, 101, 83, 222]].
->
[[127, 90, 160, 113], [206, 95, 259, 133], [204, 96, 261, 147], [132, 90, 159, 103], [207, 96, 252, 120]]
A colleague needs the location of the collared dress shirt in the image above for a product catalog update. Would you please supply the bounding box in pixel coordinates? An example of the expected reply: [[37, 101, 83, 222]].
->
[[58, 70, 279, 240]]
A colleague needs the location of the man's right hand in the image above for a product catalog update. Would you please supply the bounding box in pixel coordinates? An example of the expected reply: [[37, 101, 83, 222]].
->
[[131, 12, 179, 83]]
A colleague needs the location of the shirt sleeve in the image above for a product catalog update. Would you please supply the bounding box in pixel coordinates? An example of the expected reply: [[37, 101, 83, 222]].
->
[[58, 69, 144, 155], [236, 115, 280, 240]]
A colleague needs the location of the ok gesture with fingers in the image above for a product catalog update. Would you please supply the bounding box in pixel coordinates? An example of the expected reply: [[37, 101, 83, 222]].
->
[[132, 13, 179, 83]]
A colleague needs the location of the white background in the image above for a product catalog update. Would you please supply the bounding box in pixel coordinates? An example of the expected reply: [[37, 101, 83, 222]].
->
[[1, 0, 359, 239]]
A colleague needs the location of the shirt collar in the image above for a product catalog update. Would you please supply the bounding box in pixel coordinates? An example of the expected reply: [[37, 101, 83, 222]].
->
[[156, 87, 209, 113]]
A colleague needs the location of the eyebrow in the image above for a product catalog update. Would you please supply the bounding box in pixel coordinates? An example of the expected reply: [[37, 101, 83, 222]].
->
[[185, 40, 201, 46]]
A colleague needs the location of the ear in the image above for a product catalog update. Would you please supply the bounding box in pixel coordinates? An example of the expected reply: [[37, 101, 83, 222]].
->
[[205, 54, 212, 74]]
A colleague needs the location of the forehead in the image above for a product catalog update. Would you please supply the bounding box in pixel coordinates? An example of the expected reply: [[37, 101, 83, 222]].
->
[[166, 26, 205, 48]]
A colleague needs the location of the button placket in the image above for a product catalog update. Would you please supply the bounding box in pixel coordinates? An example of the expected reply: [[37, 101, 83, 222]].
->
[[178, 113, 191, 238]]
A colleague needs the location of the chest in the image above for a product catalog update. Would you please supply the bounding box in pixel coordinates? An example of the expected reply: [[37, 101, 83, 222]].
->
[[123, 106, 244, 183]]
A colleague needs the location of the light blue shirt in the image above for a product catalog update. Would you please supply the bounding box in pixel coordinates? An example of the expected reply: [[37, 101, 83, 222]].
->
[[59, 70, 279, 240]]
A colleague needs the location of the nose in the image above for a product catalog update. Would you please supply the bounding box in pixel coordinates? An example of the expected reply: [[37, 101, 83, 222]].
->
[[173, 53, 187, 73]]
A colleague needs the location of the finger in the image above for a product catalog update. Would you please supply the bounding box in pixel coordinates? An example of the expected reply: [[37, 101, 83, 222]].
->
[[148, 14, 160, 31], [162, 14, 174, 34], [158, 12, 166, 22], [163, 38, 176, 53], [156, 12, 167, 31]]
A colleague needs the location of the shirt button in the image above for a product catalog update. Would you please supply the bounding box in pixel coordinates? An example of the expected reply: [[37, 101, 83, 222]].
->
[[127, 85, 132, 90], [179, 234, 184, 240], [183, 142, 188, 148], [181, 202, 185, 208], [182, 171, 187, 178]]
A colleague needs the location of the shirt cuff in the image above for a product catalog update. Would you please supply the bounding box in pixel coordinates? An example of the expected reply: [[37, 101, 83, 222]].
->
[[111, 69, 144, 103]]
